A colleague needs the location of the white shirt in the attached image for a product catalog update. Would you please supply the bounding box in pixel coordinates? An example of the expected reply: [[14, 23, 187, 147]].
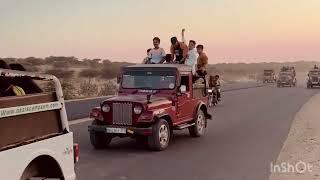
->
[[148, 48, 166, 64], [185, 48, 198, 75]]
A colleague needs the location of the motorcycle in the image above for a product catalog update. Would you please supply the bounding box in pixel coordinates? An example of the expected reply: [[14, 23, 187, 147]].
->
[[207, 88, 218, 107]]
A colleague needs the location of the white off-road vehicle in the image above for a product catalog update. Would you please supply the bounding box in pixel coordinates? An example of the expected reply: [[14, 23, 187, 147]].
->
[[0, 69, 78, 180]]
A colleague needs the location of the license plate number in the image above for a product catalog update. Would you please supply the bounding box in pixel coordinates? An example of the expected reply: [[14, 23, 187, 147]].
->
[[106, 127, 126, 134]]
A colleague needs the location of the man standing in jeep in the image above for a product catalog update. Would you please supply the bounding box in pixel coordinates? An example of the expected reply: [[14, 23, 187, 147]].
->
[[170, 36, 188, 64]]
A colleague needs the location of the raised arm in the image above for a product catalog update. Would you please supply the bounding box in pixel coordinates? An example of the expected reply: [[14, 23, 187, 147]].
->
[[181, 28, 186, 43]]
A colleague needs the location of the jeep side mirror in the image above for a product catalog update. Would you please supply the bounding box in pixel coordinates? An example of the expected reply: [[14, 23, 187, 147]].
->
[[180, 85, 187, 93]]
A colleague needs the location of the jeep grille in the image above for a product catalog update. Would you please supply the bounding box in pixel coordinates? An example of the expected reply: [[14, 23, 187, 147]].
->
[[280, 76, 287, 82], [312, 77, 318, 82], [112, 103, 132, 125]]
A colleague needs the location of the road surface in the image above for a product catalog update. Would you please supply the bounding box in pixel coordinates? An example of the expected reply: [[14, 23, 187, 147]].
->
[[70, 84, 318, 180]]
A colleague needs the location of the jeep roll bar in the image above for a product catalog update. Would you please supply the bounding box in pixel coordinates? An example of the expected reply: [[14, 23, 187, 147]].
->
[[0, 69, 69, 131]]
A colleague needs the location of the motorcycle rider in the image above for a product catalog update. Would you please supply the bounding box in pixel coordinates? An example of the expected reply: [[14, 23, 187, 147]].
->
[[214, 75, 221, 101], [209, 75, 221, 102]]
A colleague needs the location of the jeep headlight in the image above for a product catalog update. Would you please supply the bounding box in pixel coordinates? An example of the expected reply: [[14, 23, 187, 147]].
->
[[133, 105, 143, 114], [102, 104, 111, 112]]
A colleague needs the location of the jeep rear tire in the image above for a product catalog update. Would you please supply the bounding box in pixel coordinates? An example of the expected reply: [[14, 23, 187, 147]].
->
[[90, 120, 112, 149], [189, 110, 206, 137], [148, 119, 170, 151]]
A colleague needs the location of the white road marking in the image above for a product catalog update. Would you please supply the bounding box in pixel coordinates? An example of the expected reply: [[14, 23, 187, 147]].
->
[[69, 117, 93, 125]]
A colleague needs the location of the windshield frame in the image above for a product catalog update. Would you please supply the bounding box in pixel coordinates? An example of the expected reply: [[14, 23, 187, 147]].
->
[[309, 71, 320, 75], [120, 68, 177, 90]]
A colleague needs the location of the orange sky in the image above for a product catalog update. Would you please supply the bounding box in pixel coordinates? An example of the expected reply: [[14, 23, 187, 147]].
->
[[0, 0, 319, 63]]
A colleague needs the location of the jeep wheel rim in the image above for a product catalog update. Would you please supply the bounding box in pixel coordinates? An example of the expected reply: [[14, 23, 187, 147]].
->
[[197, 113, 205, 134], [159, 124, 169, 147]]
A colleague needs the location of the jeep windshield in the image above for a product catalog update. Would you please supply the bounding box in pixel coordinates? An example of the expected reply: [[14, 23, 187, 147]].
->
[[310, 71, 320, 75], [121, 69, 176, 90], [264, 70, 273, 76]]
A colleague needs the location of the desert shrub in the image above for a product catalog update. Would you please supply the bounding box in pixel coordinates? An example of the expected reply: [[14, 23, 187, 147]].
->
[[100, 67, 116, 79], [79, 79, 99, 97], [22, 64, 40, 72], [45, 69, 74, 79], [61, 80, 76, 100], [98, 81, 117, 96], [79, 69, 100, 78], [24, 57, 45, 66], [52, 61, 70, 68]]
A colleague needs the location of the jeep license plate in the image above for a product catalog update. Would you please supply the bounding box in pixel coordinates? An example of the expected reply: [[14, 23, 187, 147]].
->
[[106, 127, 126, 134]]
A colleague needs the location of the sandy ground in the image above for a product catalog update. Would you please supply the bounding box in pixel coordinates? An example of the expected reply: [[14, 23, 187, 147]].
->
[[269, 91, 320, 180]]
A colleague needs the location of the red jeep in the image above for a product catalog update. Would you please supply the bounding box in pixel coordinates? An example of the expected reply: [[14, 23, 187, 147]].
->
[[88, 64, 212, 151]]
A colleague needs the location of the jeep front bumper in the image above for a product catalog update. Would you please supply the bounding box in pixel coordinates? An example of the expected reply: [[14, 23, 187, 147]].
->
[[88, 125, 153, 136]]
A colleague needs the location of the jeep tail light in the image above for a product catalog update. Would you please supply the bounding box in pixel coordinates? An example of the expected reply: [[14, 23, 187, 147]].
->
[[73, 143, 79, 163]]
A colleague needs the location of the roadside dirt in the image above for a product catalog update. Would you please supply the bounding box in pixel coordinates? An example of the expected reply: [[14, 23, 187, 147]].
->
[[270, 92, 320, 180]]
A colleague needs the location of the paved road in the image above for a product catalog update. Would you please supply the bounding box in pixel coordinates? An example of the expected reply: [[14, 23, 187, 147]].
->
[[70, 84, 318, 180]]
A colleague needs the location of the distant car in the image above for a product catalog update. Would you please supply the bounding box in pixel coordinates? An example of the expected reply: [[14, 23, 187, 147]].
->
[[307, 69, 320, 88], [88, 64, 212, 151], [263, 69, 276, 83], [277, 71, 297, 87]]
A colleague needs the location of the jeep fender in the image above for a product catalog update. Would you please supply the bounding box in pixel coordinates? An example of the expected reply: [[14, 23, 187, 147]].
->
[[153, 112, 174, 134], [194, 102, 212, 121]]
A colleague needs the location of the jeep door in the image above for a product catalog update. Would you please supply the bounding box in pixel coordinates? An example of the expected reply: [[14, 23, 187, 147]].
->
[[177, 74, 193, 122]]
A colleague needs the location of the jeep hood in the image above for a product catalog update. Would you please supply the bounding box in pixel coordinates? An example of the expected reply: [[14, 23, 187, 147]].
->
[[104, 95, 172, 106]]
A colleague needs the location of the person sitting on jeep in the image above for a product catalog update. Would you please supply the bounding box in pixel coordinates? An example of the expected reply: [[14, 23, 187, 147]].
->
[[9, 63, 43, 94], [142, 48, 152, 64], [170, 36, 188, 64], [0, 60, 26, 97], [164, 54, 172, 64], [196, 44, 208, 77], [181, 29, 198, 75], [314, 65, 319, 69], [146, 37, 166, 64]]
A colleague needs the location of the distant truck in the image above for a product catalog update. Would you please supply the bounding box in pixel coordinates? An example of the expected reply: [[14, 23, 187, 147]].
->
[[0, 69, 77, 180], [88, 64, 212, 151], [263, 69, 276, 83], [307, 68, 320, 88], [277, 66, 297, 87]]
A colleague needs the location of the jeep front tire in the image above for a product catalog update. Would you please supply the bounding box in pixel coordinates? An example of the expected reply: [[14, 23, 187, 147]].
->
[[189, 110, 206, 137], [90, 120, 112, 149], [148, 119, 170, 151]]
